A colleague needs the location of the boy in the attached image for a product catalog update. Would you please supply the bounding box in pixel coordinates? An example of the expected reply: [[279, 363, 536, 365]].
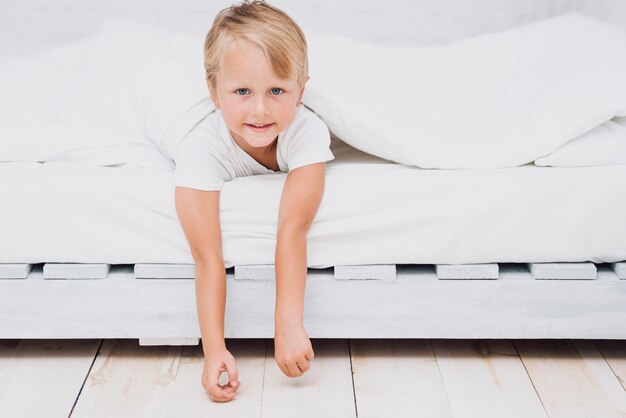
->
[[174, 0, 334, 403]]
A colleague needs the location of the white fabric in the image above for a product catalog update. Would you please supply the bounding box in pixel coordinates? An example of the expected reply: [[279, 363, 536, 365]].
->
[[1, 13, 626, 170], [0, 121, 174, 170], [1, 139, 625, 267], [302, 13, 626, 168], [534, 116, 626, 167], [174, 104, 335, 191]]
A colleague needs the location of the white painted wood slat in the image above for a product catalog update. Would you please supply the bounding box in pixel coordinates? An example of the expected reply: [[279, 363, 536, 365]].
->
[[334, 264, 396, 280], [0, 263, 35, 279], [43, 263, 110, 279], [527, 262, 597, 280], [139, 338, 199, 346], [134, 263, 195, 279], [436, 263, 499, 279], [611, 262, 626, 279]]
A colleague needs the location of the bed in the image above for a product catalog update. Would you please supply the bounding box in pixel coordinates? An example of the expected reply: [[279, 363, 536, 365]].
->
[[0, 13, 625, 343], [1, 136, 624, 341]]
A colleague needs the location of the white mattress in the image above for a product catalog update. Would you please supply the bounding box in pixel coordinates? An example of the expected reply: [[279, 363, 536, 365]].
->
[[1, 137, 625, 268]]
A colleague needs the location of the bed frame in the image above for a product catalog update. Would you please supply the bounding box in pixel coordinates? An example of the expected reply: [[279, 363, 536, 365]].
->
[[1, 261, 624, 344]]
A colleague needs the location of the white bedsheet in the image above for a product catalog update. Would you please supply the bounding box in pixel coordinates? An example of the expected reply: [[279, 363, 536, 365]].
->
[[1, 138, 624, 268]]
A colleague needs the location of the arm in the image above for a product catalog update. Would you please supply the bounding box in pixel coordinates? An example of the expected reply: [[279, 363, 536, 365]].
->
[[175, 186, 240, 402], [275, 162, 326, 324], [273, 162, 326, 378], [175, 186, 226, 353]]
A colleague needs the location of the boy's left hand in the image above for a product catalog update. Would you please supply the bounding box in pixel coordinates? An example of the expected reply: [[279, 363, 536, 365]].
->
[[274, 321, 315, 378]]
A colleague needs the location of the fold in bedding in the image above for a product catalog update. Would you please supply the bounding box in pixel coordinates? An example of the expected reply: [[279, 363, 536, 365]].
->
[[1, 139, 624, 267]]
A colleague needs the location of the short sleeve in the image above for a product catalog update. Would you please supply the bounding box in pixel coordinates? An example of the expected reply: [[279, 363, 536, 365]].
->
[[174, 130, 228, 191], [286, 111, 335, 171]]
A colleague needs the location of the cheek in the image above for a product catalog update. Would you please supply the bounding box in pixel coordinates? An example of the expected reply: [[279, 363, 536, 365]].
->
[[277, 107, 296, 123], [221, 111, 244, 130], [273, 100, 293, 115]]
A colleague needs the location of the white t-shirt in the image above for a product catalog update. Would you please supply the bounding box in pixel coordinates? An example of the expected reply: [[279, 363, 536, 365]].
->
[[174, 104, 335, 191]]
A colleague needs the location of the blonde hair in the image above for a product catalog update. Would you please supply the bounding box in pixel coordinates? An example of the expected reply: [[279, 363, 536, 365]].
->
[[204, 0, 308, 92]]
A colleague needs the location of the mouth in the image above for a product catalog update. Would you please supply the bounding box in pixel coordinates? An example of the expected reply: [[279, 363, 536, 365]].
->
[[245, 123, 274, 132]]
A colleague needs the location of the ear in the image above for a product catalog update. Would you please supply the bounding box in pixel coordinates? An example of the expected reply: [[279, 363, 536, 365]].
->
[[297, 75, 310, 106], [207, 78, 221, 109]]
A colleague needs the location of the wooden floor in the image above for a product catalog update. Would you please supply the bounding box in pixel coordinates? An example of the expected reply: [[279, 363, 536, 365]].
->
[[0, 339, 624, 417]]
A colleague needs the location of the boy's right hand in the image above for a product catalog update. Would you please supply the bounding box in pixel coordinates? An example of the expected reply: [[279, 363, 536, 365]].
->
[[202, 347, 240, 402]]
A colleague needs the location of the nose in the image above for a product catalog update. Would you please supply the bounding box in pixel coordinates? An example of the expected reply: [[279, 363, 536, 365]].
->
[[252, 94, 270, 116]]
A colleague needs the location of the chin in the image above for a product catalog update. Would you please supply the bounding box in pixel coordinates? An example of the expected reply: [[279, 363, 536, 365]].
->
[[244, 137, 274, 148]]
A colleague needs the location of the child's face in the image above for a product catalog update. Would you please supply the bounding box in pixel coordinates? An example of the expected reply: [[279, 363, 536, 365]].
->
[[208, 39, 308, 150]]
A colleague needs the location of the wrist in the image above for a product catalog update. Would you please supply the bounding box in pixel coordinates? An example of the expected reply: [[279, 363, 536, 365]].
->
[[202, 339, 226, 356], [275, 310, 303, 326]]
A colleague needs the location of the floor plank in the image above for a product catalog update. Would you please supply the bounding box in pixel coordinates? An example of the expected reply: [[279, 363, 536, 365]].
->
[[515, 339, 626, 418], [351, 338, 453, 417], [433, 339, 547, 418], [261, 339, 356, 417], [2, 338, 624, 416], [71, 339, 182, 418], [572, 340, 626, 414], [594, 340, 626, 392], [165, 338, 265, 417], [0, 339, 100, 418]]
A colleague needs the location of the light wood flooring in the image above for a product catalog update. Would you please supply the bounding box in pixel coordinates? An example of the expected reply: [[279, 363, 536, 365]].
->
[[1, 338, 625, 417]]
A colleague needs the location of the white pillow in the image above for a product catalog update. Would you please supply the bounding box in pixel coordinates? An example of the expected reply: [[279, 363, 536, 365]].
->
[[534, 117, 626, 167]]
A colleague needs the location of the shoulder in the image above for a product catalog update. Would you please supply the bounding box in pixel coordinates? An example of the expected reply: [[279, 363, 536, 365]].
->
[[284, 104, 330, 136], [279, 105, 335, 171], [279, 105, 331, 152]]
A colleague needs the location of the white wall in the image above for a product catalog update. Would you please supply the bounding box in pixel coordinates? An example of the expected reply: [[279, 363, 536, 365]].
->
[[1, 0, 625, 55]]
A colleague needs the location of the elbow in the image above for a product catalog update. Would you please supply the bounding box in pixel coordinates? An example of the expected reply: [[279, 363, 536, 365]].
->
[[277, 220, 310, 237], [192, 250, 224, 267]]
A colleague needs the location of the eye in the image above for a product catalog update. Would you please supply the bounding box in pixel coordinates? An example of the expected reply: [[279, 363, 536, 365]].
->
[[270, 88, 284, 95], [235, 88, 249, 95]]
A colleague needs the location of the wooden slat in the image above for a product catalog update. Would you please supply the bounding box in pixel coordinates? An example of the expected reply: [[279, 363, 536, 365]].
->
[[43, 263, 110, 279], [164, 339, 265, 415], [436, 263, 499, 280], [527, 262, 596, 280], [515, 340, 626, 418], [234, 265, 275, 281], [1, 265, 625, 339], [572, 341, 626, 413], [261, 339, 356, 417], [594, 340, 626, 392], [0, 339, 101, 417], [611, 262, 626, 279], [0, 263, 35, 279], [334, 264, 396, 280], [351, 339, 453, 417], [134, 263, 195, 279], [139, 338, 199, 346], [72, 339, 182, 417], [433, 339, 547, 418]]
